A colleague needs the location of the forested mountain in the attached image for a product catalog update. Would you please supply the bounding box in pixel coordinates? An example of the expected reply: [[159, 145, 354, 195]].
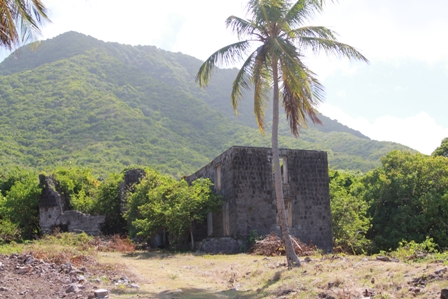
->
[[0, 31, 412, 177]]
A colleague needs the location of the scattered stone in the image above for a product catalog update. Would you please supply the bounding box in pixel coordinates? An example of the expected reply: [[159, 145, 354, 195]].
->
[[441, 289, 448, 299], [94, 289, 109, 298], [408, 287, 421, 293], [66, 284, 81, 294], [129, 283, 140, 289], [435, 268, 447, 275], [376, 255, 391, 262], [0, 252, 129, 298]]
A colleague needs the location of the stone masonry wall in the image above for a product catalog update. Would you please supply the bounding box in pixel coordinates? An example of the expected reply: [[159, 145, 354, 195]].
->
[[187, 146, 333, 253], [39, 174, 105, 236], [282, 149, 332, 252]]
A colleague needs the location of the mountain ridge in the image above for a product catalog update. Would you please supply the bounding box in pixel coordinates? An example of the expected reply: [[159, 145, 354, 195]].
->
[[0, 31, 413, 177]]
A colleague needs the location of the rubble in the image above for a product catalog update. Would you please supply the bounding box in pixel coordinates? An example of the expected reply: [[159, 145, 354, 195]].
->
[[249, 232, 316, 256], [0, 252, 128, 298]]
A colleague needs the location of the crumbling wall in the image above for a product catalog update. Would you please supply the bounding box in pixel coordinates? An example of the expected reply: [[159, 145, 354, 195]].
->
[[119, 168, 146, 211], [38, 174, 105, 236]]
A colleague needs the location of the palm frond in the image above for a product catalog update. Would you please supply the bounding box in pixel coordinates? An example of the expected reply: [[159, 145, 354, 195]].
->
[[284, 0, 324, 27], [196, 40, 251, 87], [281, 61, 324, 136], [230, 50, 258, 113], [298, 37, 369, 62], [252, 44, 271, 133], [0, 0, 49, 49], [247, 0, 286, 33], [225, 16, 256, 40], [287, 26, 337, 40], [272, 37, 323, 136]]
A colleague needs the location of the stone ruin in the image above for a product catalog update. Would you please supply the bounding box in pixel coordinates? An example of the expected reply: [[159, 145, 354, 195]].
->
[[119, 168, 146, 211], [186, 146, 333, 253], [38, 174, 105, 236]]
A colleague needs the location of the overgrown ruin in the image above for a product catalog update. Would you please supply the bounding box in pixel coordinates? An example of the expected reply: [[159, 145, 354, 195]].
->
[[38, 174, 105, 236]]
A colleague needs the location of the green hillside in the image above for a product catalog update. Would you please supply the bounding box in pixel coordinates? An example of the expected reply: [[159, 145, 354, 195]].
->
[[0, 32, 413, 177]]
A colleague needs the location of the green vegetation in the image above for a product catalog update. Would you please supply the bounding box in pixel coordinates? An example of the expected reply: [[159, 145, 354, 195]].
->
[[128, 174, 221, 249], [362, 150, 448, 252], [329, 170, 370, 254], [0, 168, 41, 239], [1, 147, 448, 255], [0, 31, 412, 177], [0, 31, 445, 255], [432, 137, 448, 157]]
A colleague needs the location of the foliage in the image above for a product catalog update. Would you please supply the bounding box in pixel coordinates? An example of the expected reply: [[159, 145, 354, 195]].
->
[[0, 168, 41, 240], [362, 151, 448, 252], [123, 167, 169, 238], [241, 229, 261, 252], [126, 171, 221, 247], [93, 172, 126, 235], [432, 137, 448, 157], [0, 0, 49, 51], [51, 167, 100, 214], [329, 170, 370, 254], [390, 237, 439, 261], [0, 31, 412, 177], [0, 218, 21, 242]]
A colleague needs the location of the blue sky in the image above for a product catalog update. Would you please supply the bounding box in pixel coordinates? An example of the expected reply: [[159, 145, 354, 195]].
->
[[9, 0, 448, 154]]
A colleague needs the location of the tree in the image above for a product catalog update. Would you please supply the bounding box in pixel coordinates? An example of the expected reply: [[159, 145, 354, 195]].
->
[[329, 170, 370, 254], [0, 0, 49, 50], [432, 137, 448, 157], [127, 174, 221, 250], [362, 151, 448, 252], [196, 0, 367, 267]]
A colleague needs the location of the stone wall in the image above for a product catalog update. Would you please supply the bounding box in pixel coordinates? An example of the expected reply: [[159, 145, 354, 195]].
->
[[186, 146, 333, 253], [39, 174, 105, 236]]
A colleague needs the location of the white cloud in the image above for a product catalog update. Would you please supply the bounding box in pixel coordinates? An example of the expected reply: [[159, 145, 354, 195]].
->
[[319, 103, 448, 155]]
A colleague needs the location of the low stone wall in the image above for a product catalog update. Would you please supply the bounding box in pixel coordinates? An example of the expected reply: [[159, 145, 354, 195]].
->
[[39, 174, 105, 236], [197, 237, 243, 254]]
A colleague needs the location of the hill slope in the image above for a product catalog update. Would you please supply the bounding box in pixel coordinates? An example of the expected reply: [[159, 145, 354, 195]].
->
[[0, 32, 413, 176]]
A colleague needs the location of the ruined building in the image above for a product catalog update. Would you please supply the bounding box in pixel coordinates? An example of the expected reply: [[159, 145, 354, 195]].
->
[[38, 175, 105, 236], [186, 146, 333, 253]]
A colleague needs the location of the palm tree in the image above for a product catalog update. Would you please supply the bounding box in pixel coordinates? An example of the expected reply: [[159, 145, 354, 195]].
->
[[196, 0, 367, 268], [0, 0, 49, 50]]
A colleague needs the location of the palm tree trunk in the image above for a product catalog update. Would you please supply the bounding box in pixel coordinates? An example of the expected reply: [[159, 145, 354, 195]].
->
[[271, 59, 301, 268]]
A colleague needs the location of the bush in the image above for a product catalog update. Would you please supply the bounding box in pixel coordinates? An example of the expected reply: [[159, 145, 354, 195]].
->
[[329, 170, 371, 254], [0, 168, 41, 239]]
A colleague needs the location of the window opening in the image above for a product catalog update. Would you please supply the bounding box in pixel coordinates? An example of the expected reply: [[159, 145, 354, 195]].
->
[[215, 164, 221, 191], [223, 201, 229, 236], [272, 157, 288, 183], [207, 212, 213, 236]]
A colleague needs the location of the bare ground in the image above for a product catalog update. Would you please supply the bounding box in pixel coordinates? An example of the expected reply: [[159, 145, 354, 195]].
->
[[98, 251, 448, 299], [0, 243, 447, 299]]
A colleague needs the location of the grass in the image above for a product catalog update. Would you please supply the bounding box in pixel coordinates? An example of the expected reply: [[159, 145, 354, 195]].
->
[[98, 251, 448, 298]]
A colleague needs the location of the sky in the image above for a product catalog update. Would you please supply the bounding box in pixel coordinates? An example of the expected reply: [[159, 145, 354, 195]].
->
[[10, 0, 448, 154]]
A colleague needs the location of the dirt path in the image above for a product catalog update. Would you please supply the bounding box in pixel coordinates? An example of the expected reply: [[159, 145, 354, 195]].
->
[[99, 251, 278, 298]]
